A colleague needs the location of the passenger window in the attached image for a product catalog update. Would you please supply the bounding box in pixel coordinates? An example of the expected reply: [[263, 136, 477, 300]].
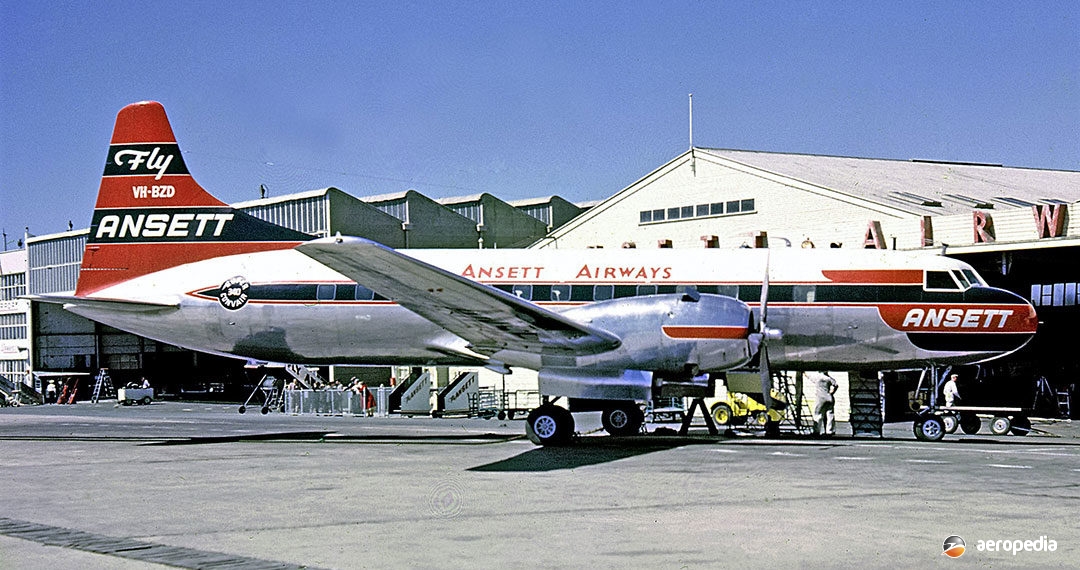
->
[[511, 285, 532, 300], [316, 284, 336, 301], [571, 286, 593, 302], [335, 284, 357, 301], [551, 285, 570, 301], [594, 285, 614, 301], [793, 285, 816, 303], [614, 285, 636, 298], [925, 271, 960, 291], [354, 285, 375, 301], [637, 285, 657, 296]]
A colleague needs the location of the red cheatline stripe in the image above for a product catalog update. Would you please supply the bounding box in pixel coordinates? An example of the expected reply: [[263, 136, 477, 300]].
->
[[662, 325, 748, 339], [822, 269, 923, 284]]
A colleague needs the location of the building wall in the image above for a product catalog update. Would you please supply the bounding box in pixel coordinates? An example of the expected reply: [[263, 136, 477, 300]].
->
[[543, 153, 910, 250]]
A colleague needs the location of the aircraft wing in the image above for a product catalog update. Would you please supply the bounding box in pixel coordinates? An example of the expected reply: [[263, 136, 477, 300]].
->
[[296, 236, 621, 356]]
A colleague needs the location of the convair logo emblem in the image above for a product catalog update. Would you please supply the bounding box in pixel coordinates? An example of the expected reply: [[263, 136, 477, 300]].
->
[[95, 212, 234, 239], [114, 147, 174, 180], [218, 276, 250, 310]]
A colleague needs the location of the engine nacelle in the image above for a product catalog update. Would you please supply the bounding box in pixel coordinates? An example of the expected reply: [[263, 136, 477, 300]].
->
[[561, 293, 754, 373], [532, 293, 754, 401]]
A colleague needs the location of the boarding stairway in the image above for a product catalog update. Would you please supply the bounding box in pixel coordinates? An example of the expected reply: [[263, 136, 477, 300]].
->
[[239, 364, 324, 414], [2, 373, 41, 406]]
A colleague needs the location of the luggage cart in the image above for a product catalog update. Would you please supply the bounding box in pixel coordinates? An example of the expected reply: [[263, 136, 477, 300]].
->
[[910, 366, 1033, 441]]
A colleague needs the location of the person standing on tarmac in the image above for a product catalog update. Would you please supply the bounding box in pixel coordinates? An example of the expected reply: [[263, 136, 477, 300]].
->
[[943, 374, 961, 407], [811, 371, 838, 436]]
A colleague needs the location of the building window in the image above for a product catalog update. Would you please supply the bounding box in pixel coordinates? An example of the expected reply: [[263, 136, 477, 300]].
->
[[638, 198, 755, 226]]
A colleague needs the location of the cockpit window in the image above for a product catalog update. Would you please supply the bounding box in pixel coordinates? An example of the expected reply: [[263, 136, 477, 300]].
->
[[925, 270, 961, 291], [952, 270, 971, 288], [961, 269, 984, 287]]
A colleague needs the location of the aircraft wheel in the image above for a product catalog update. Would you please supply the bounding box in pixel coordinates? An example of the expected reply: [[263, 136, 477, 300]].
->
[[959, 413, 982, 434], [238, 406, 246, 414], [914, 415, 945, 442], [525, 404, 575, 446], [991, 416, 1011, 435], [710, 403, 733, 426], [601, 403, 643, 436], [942, 413, 958, 434], [1010, 416, 1031, 436], [507, 410, 516, 420], [260, 406, 270, 415], [497, 411, 506, 420]]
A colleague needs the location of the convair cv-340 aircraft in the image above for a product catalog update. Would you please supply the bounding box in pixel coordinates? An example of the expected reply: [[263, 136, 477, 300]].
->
[[33, 102, 1038, 445]]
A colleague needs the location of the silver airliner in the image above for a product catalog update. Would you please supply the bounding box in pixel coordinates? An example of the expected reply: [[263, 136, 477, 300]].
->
[[33, 102, 1038, 445]]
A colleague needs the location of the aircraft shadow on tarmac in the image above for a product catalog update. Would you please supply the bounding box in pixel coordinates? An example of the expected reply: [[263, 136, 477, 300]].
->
[[468, 437, 714, 472]]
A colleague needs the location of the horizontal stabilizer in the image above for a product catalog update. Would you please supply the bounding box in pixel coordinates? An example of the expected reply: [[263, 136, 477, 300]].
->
[[26, 294, 180, 314]]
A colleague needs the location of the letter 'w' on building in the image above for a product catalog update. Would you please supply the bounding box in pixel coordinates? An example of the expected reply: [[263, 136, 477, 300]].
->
[[76, 101, 312, 296]]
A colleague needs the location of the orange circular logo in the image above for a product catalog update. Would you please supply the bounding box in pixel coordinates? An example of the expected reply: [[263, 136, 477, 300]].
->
[[942, 535, 966, 558]]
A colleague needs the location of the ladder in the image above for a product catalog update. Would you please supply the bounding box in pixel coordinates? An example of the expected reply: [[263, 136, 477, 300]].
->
[[91, 369, 115, 403], [774, 371, 814, 433], [1057, 390, 1071, 418]]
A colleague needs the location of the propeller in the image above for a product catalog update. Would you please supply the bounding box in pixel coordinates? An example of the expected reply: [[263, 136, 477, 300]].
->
[[753, 249, 783, 409]]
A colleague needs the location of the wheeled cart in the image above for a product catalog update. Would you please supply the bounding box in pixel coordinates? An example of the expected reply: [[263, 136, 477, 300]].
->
[[910, 367, 1032, 442]]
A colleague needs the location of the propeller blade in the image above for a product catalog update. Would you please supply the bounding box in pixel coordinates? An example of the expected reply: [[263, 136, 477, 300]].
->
[[760, 344, 773, 409]]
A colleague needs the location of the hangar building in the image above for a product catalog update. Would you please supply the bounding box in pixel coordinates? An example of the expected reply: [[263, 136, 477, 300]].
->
[[3, 145, 1079, 429]]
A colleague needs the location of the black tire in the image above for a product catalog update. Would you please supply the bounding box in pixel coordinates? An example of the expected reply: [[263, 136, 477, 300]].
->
[[507, 410, 516, 420], [260, 406, 270, 415], [1010, 416, 1032, 436], [238, 406, 246, 414], [959, 413, 982, 434], [525, 404, 575, 446], [914, 415, 945, 442], [601, 403, 644, 436], [141, 397, 152, 405], [990, 416, 1011, 435], [710, 403, 733, 426], [942, 413, 959, 434], [751, 410, 769, 428]]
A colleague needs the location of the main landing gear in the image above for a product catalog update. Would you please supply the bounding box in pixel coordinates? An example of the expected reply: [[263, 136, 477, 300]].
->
[[525, 400, 646, 446]]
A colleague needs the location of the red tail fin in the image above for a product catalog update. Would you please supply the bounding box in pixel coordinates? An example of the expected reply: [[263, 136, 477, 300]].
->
[[76, 102, 311, 296]]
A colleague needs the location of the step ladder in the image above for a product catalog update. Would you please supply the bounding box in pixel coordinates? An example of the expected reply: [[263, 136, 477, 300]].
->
[[1057, 390, 1071, 418], [774, 371, 814, 434], [90, 369, 115, 403]]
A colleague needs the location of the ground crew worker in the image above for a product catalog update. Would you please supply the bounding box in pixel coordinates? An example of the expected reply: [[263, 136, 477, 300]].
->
[[943, 374, 961, 407], [812, 371, 838, 436]]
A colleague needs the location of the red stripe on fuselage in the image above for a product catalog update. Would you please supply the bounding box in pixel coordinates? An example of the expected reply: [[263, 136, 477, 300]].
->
[[662, 325, 748, 340], [821, 269, 923, 284]]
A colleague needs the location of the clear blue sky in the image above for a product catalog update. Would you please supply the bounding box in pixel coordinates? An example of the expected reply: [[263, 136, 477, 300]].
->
[[2, 1, 1078, 242]]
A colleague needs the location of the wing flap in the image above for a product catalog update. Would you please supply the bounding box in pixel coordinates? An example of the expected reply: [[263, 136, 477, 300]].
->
[[296, 236, 620, 356]]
